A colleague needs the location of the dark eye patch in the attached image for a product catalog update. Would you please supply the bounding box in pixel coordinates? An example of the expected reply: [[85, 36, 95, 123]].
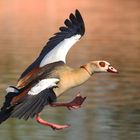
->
[[99, 62, 105, 67]]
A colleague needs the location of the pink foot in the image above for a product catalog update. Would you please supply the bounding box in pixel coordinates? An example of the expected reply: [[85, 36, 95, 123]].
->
[[67, 94, 87, 110], [36, 114, 70, 130], [50, 124, 70, 130], [50, 94, 87, 110]]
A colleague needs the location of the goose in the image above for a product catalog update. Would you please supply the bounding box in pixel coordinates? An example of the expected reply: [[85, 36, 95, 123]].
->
[[0, 10, 118, 130]]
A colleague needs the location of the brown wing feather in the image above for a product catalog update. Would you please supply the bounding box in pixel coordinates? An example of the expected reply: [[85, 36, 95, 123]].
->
[[17, 61, 65, 89], [11, 87, 31, 105], [17, 67, 40, 89]]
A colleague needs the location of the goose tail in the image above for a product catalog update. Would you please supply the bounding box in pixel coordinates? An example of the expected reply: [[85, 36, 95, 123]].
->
[[0, 86, 19, 124]]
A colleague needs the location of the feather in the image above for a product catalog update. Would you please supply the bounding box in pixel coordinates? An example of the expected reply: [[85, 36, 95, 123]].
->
[[19, 10, 85, 78], [10, 89, 57, 120]]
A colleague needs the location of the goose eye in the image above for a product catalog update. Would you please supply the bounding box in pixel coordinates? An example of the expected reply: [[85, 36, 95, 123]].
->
[[99, 62, 105, 67]]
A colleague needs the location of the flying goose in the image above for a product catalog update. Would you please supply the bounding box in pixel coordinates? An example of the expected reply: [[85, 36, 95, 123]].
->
[[0, 10, 118, 130]]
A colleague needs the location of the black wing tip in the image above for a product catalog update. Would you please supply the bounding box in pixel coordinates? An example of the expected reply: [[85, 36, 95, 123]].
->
[[74, 9, 85, 36], [50, 9, 85, 42], [75, 9, 81, 16], [62, 9, 85, 36], [38, 9, 85, 58]]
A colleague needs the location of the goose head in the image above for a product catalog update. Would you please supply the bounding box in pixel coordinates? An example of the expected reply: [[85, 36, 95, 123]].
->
[[84, 60, 118, 75]]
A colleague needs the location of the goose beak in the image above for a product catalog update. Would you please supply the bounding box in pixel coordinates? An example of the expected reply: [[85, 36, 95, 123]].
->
[[107, 65, 118, 73]]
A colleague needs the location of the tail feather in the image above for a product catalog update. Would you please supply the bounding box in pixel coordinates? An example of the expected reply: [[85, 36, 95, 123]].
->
[[0, 86, 19, 124], [0, 107, 13, 124], [1, 86, 19, 111]]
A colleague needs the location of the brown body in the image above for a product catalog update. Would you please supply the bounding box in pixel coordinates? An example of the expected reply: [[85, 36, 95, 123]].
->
[[53, 65, 91, 96], [16, 62, 91, 100], [14, 60, 117, 104]]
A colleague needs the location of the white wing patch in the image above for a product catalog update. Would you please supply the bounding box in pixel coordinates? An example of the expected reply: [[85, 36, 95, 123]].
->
[[28, 78, 59, 95], [6, 86, 19, 93], [40, 34, 81, 67]]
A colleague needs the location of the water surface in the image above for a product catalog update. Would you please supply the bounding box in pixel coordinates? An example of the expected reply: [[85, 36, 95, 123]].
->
[[0, 0, 140, 140]]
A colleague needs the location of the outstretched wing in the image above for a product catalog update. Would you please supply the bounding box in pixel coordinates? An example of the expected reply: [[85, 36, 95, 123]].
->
[[10, 88, 57, 120], [40, 9, 85, 66], [20, 9, 85, 79]]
